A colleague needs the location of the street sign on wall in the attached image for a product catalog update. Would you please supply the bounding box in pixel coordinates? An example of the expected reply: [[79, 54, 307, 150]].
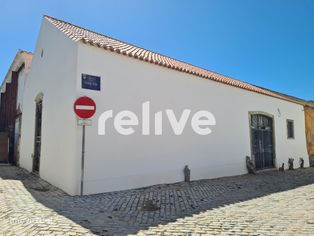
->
[[74, 96, 96, 119], [81, 74, 101, 91]]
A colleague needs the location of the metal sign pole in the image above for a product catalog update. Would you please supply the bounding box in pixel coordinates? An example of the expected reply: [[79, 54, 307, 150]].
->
[[80, 124, 86, 195]]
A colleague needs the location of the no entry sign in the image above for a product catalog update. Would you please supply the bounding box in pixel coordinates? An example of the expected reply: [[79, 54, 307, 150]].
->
[[74, 96, 96, 119], [74, 96, 96, 195]]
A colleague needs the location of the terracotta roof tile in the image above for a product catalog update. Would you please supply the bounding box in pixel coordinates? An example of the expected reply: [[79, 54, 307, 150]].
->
[[44, 15, 297, 103]]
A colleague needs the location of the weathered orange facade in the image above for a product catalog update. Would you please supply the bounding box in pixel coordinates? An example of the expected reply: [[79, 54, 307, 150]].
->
[[304, 105, 314, 165]]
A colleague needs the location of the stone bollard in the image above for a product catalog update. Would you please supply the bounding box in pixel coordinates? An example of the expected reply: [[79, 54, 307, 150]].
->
[[246, 156, 256, 174], [184, 165, 190, 182], [299, 158, 304, 168], [288, 158, 294, 170]]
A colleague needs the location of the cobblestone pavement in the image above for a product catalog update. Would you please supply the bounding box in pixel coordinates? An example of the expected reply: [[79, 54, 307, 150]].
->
[[1, 166, 314, 236]]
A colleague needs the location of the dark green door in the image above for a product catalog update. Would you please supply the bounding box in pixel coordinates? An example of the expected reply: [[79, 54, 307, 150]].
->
[[251, 114, 274, 170], [33, 100, 42, 173]]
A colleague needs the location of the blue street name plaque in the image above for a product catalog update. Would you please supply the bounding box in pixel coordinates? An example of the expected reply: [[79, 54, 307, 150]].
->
[[81, 73, 101, 91]]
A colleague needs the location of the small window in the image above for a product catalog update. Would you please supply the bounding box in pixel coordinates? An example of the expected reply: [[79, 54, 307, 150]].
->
[[287, 120, 294, 139]]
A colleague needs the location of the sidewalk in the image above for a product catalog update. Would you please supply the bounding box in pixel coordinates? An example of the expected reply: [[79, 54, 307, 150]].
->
[[1, 165, 314, 235]]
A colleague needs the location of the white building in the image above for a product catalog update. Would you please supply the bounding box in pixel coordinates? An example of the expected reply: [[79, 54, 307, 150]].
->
[[19, 16, 309, 195], [0, 50, 32, 165]]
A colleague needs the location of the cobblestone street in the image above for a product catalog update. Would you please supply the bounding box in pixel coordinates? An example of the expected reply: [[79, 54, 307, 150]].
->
[[1, 165, 314, 235]]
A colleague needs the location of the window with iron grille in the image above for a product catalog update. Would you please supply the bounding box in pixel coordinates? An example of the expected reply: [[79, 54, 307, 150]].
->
[[287, 119, 295, 139]]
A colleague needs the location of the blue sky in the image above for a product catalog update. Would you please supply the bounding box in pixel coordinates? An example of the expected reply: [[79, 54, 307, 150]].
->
[[1, 0, 313, 100]]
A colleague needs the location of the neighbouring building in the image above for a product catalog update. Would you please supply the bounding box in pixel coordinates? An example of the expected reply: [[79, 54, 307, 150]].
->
[[19, 16, 311, 195], [304, 102, 314, 166], [0, 50, 32, 164]]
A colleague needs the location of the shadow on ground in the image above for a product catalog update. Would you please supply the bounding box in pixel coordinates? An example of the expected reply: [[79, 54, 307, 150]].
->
[[1, 165, 314, 235]]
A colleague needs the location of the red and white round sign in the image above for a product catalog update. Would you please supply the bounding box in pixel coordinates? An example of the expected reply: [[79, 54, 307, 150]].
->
[[74, 96, 96, 119]]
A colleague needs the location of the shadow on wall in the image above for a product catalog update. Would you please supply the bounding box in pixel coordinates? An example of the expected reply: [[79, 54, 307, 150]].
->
[[1, 165, 314, 235]]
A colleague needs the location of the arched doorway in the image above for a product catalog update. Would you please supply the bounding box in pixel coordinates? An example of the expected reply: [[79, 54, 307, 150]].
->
[[33, 93, 43, 173], [250, 113, 275, 170]]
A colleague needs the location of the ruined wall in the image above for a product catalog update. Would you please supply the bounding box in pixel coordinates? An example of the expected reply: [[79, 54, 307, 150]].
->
[[304, 106, 314, 165], [0, 132, 8, 163], [0, 72, 18, 132], [0, 72, 18, 164]]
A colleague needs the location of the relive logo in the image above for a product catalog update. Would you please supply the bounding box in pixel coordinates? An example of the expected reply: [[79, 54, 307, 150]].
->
[[98, 102, 216, 136]]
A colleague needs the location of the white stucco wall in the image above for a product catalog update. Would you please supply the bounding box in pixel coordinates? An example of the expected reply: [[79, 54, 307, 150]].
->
[[76, 43, 309, 195], [15, 58, 32, 163], [16, 67, 26, 112], [16, 59, 32, 112], [19, 19, 79, 195]]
